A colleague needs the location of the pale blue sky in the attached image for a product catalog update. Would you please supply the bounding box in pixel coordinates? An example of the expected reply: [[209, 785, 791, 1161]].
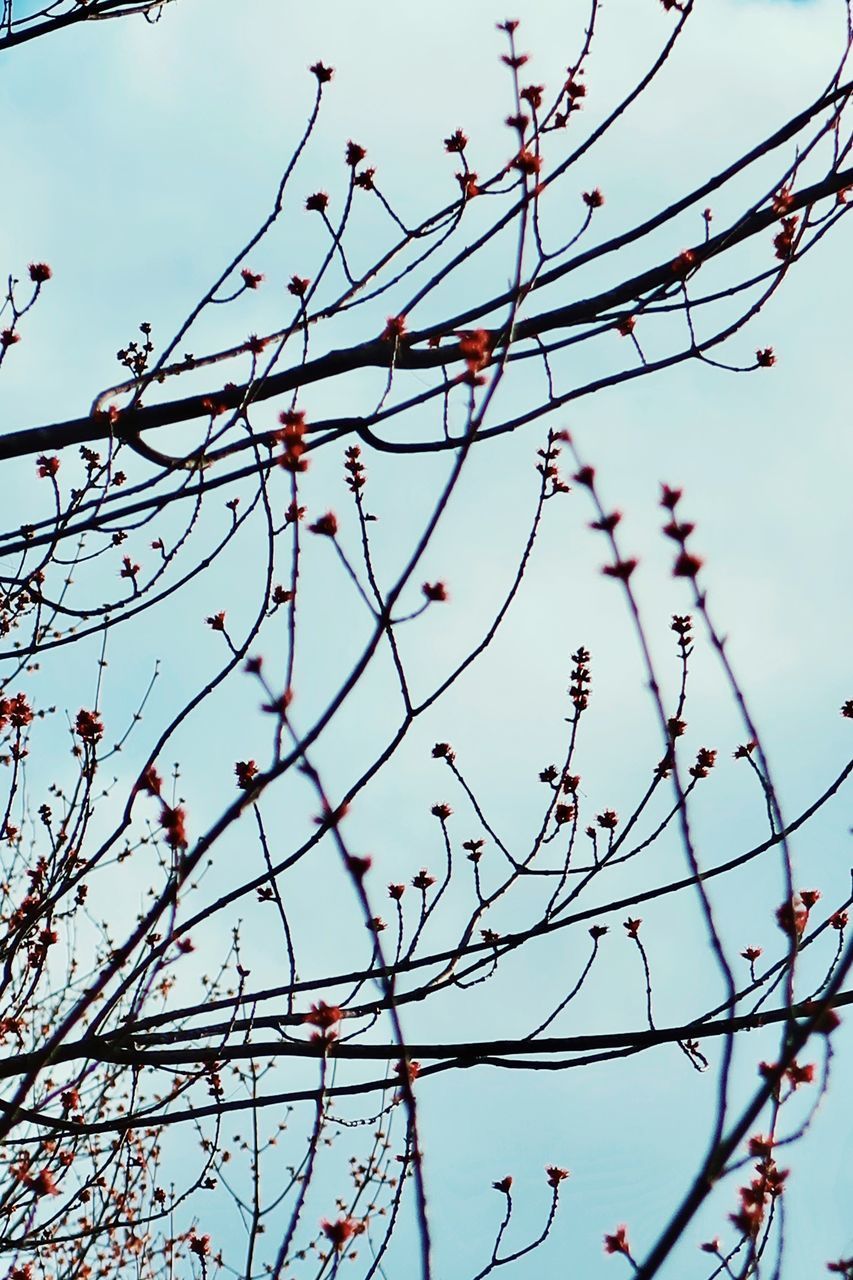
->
[[1, 1, 851, 1277]]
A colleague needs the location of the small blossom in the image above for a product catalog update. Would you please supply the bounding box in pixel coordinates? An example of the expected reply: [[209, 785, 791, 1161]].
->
[[673, 551, 703, 578], [602, 559, 638, 581], [422, 581, 448, 603], [382, 314, 407, 342], [235, 760, 259, 790], [240, 268, 264, 289], [36, 455, 60, 478], [623, 917, 642, 939], [309, 61, 334, 83], [345, 854, 372, 879], [304, 1002, 343, 1030], [309, 512, 338, 537], [513, 148, 541, 175], [583, 187, 604, 208], [492, 1175, 513, 1193], [189, 1235, 211, 1258], [444, 128, 468, 153], [546, 1166, 570, 1188], [604, 1225, 631, 1256], [160, 805, 187, 849], [305, 191, 329, 213], [75, 709, 104, 743], [756, 347, 776, 367], [28, 262, 53, 283], [288, 275, 310, 297], [671, 248, 697, 277], [345, 140, 367, 167], [431, 802, 452, 820]]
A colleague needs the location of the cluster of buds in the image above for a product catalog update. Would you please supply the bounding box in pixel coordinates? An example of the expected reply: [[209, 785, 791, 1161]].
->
[[776, 889, 820, 940], [688, 747, 717, 780], [0, 692, 34, 733], [670, 248, 698, 279], [463, 838, 484, 862], [729, 1139, 788, 1240], [773, 215, 798, 261], [303, 1001, 343, 1045], [536, 429, 571, 497], [137, 765, 188, 850], [277, 409, 308, 472], [116, 321, 154, 379], [661, 484, 702, 579], [458, 328, 492, 385], [569, 646, 592, 712], [321, 1215, 365, 1253], [344, 445, 366, 492]]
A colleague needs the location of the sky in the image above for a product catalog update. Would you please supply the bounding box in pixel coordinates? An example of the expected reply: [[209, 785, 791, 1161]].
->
[[0, 1, 851, 1277]]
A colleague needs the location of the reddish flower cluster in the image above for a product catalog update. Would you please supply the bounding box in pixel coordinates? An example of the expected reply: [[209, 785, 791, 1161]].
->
[[344, 445, 366, 492], [773, 215, 798, 260], [321, 1216, 364, 1251], [546, 1165, 570, 1188], [583, 187, 604, 208], [160, 805, 188, 849], [422, 581, 448, 603], [305, 191, 329, 213], [776, 890, 819, 940], [28, 261, 53, 283], [513, 148, 541, 175], [759, 1058, 816, 1091], [756, 347, 776, 367], [303, 1001, 342, 1030], [431, 802, 452, 820], [729, 1151, 788, 1239], [0, 693, 33, 731], [75, 709, 104, 744], [444, 128, 468, 153], [458, 328, 492, 381], [660, 484, 703, 579], [36, 454, 60, 478], [309, 61, 334, 83], [456, 171, 480, 199], [689, 747, 717, 780], [345, 140, 366, 167], [240, 268, 263, 289], [277, 408, 308, 473], [381, 314, 407, 343]]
